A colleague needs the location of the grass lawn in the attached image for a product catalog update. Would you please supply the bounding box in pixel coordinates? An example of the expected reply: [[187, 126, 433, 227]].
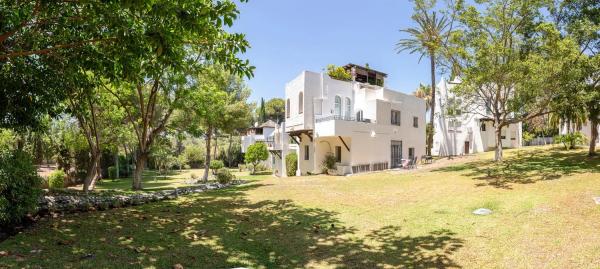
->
[[2, 146, 600, 268], [70, 169, 272, 193]]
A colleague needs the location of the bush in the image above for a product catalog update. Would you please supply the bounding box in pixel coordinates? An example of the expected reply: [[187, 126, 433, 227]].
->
[[48, 169, 66, 189], [254, 163, 268, 172], [0, 150, 42, 226], [216, 168, 235, 184], [108, 166, 117, 179], [286, 152, 298, 177], [554, 132, 588, 150], [209, 160, 224, 174], [190, 172, 199, 180], [322, 153, 337, 171], [245, 142, 269, 174], [238, 164, 246, 172]]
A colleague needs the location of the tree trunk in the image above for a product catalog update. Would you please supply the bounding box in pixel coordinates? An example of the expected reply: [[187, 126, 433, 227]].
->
[[115, 153, 120, 179], [132, 151, 148, 190], [494, 124, 503, 162], [202, 127, 213, 182], [589, 118, 598, 156], [83, 150, 101, 192], [227, 134, 233, 167], [428, 53, 436, 156]]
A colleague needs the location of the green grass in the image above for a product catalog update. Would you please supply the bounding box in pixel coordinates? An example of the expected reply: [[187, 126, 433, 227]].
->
[[69, 169, 273, 193], [2, 146, 600, 268]]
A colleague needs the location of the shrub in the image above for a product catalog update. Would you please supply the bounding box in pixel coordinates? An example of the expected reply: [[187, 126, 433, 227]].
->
[[286, 152, 298, 177], [254, 163, 268, 172], [238, 164, 247, 172], [322, 153, 337, 171], [0, 150, 42, 226], [108, 166, 117, 179], [209, 160, 224, 174], [48, 169, 66, 189], [216, 168, 235, 184], [326, 64, 352, 81], [554, 132, 587, 150], [190, 172, 199, 180], [245, 142, 269, 174]]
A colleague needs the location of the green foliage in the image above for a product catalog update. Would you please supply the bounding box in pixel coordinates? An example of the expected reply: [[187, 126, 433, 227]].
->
[[265, 98, 286, 122], [0, 150, 42, 226], [210, 160, 225, 174], [554, 132, 588, 150], [184, 145, 205, 168], [108, 166, 117, 179], [216, 168, 235, 184], [48, 169, 66, 189], [326, 65, 352, 81], [322, 153, 337, 171], [245, 143, 269, 174], [286, 152, 298, 177], [254, 163, 268, 172], [522, 131, 535, 145]]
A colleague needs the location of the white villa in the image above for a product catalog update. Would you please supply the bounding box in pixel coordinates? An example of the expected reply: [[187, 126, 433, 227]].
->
[[240, 120, 277, 170], [281, 64, 426, 175], [432, 77, 523, 156]]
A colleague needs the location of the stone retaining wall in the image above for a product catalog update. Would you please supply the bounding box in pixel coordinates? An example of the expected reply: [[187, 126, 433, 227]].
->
[[38, 180, 245, 214]]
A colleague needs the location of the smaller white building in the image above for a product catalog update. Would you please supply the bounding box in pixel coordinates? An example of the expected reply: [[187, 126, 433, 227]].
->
[[432, 77, 523, 156], [240, 120, 297, 176]]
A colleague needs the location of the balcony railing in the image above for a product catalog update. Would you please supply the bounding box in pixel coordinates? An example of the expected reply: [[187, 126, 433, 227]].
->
[[316, 115, 372, 124]]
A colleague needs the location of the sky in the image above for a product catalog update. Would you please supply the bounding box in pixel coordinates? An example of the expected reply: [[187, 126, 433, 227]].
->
[[230, 0, 440, 103]]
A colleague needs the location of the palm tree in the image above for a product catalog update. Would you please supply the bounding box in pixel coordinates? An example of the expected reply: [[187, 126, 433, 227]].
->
[[397, 11, 449, 156], [413, 83, 432, 112]]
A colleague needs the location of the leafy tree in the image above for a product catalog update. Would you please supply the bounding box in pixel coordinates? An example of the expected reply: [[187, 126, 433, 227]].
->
[[552, 0, 599, 156], [397, 8, 450, 156], [265, 98, 286, 122], [448, 0, 580, 161], [258, 98, 267, 123], [245, 143, 269, 174], [184, 65, 252, 182]]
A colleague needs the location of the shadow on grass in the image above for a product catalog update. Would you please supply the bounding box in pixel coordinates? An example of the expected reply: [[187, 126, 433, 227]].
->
[[433, 148, 600, 189], [1, 182, 464, 268]]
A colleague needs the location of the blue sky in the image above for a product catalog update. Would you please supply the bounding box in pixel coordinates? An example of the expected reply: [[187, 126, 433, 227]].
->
[[230, 0, 439, 102]]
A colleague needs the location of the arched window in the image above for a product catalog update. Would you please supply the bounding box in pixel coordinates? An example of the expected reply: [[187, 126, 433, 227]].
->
[[298, 92, 303, 114], [356, 110, 363, 122], [286, 98, 290, 118], [345, 97, 352, 119], [334, 96, 342, 118]]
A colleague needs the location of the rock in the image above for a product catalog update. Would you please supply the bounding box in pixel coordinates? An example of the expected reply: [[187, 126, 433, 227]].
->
[[593, 197, 600, 205], [173, 264, 184, 269], [472, 208, 493, 215]]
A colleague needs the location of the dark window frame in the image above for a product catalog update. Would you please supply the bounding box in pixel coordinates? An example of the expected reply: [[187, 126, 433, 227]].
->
[[391, 110, 401, 126], [304, 145, 309, 160], [335, 146, 342, 162], [413, 116, 418, 128]]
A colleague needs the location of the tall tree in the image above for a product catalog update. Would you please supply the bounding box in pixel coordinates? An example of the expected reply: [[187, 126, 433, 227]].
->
[[552, 0, 600, 156], [265, 98, 286, 123], [397, 9, 450, 156], [97, 1, 253, 190], [449, 0, 580, 161], [185, 65, 252, 182], [258, 98, 267, 123]]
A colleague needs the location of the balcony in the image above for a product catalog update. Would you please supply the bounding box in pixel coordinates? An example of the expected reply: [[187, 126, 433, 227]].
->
[[315, 115, 372, 124], [264, 136, 280, 150]]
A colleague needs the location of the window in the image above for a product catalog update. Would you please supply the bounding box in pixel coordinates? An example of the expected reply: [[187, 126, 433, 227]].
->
[[345, 97, 352, 119], [304, 145, 309, 160], [356, 110, 364, 122], [480, 122, 486, 131], [298, 92, 303, 114], [391, 110, 401, 125], [335, 146, 342, 162], [408, 147, 415, 159], [413, 117, 418, 128], [334, 96, 342, 117], [286, 99, 290, 118]]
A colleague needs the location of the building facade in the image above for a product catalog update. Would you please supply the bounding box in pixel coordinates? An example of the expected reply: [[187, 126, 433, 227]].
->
[[283, 64, 426, 175], [432, 78, 523, 156], [559, 120, 600, 144]]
